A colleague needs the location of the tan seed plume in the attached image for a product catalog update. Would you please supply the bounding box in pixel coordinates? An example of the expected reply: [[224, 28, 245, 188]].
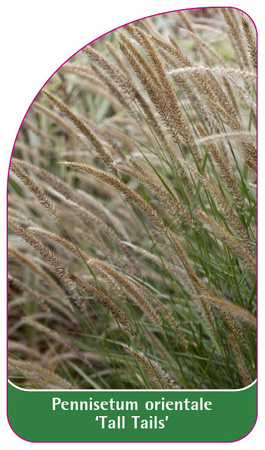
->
[[8, 220, 84, 311], [43, 90, 118, 176], [10, 160, 59, 220], [123, 25, 195, 146], [60, 162, 166, 232], [8, 245, 69, 305], [117, 159, 196, 228], [49, 190, 140, 276], [183, 161, 254, 254], [8, 274, 51, 312], [8, 358, 73, 389], [123, 345, 178, 389], [228, 332, 252, 386], [196, 124, 246, 212], [241, 14, 257, 71], [201, 294, 256, 329], [68, 272, 136, 336], [88, 258, 162, 329]]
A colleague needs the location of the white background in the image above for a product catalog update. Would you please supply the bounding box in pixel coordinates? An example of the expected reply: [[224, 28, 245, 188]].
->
[[1, 0, 263, 448]]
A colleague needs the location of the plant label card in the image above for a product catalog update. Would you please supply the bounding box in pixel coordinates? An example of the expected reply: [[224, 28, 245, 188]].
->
[[7, 5, 257, 443]]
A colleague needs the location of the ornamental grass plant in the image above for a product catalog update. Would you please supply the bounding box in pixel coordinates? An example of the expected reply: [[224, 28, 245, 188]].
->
[[8, 8, 256, 390]]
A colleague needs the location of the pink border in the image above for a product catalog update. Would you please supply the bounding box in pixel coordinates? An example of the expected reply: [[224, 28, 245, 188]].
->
[[6, 5, 258, 444]]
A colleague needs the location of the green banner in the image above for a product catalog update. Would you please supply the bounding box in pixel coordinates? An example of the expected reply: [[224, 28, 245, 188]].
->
[[8, 381, 257, 442]]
